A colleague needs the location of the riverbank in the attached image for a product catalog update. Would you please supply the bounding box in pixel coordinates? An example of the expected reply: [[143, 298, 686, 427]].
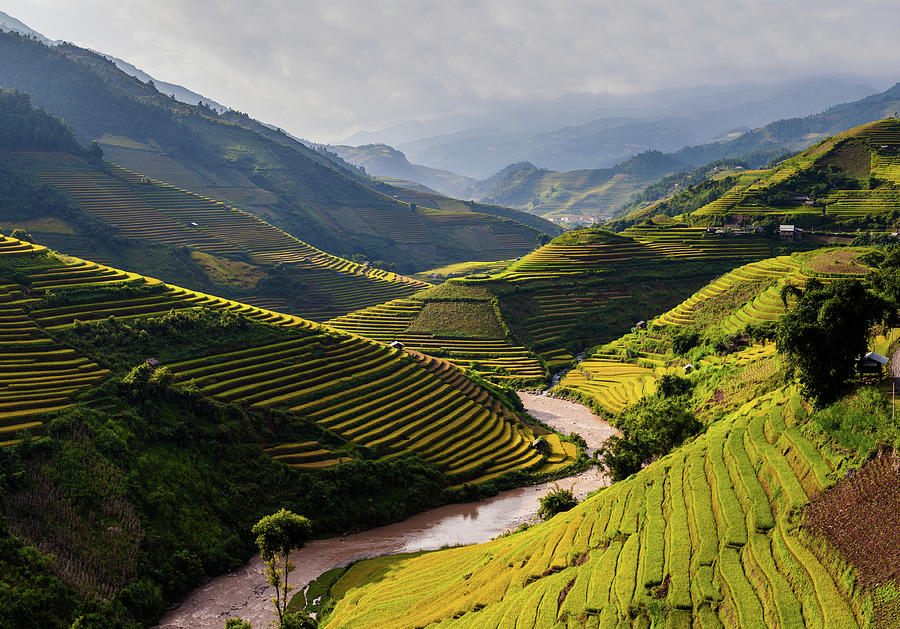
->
[[155, 394, 617, 629]]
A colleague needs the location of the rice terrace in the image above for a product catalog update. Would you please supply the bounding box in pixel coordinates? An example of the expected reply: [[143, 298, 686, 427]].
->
[[1, 4, 900, 629]]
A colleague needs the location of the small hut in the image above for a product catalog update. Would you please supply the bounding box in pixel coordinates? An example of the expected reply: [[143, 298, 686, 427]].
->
[[857, 351, 888, 375], [145, 357, 160, 368], [779, 225, 804, 241], [682, 363, 694, 374], [635, 320, 647, 330], [389, 341, 406, 350]]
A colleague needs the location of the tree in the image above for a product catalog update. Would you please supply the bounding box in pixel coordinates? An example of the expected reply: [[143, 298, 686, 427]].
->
[[776, 278, 888, 407], [656, 374, 692, 398], [252, 509, 312, 627], [86, 141, 103, 162], [537, 483, 578, 520], [599, 397, 701, 481], [9, 228, 31, 242], [224, 618, 252, 629]]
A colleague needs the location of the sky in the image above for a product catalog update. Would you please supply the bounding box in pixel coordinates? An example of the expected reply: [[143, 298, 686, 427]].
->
[[6, 0, 900, 142]]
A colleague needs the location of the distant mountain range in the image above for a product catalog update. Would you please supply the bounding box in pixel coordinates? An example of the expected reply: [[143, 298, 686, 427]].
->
[[343, 77, 881, 178], [0, 11, 226, 112], [335, 81, 900, 222]]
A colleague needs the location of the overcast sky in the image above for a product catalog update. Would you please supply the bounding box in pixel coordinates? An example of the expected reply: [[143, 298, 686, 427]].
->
[[7, 0, 900, 142]]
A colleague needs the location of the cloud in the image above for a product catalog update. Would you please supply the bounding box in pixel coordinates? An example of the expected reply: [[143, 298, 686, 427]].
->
[[9, 0, 900, 141]]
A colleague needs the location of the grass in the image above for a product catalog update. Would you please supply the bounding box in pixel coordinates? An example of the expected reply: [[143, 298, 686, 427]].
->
[[405, 301, 505, 338], [189, 250, 265, 289]]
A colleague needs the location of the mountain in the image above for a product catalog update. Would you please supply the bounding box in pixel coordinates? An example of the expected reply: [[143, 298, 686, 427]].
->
[[671, 82, 900, 168], [391, 77, 878, 178], [466, 83, 900, 222], [100, 54, 228, 113], [479, 151, 688, 223], [0, 30, 553, 271], [0, 11, 226, 113], [0, 10, 58, 45], [616, 117, 900, 230], [329, 143, 478, 200]]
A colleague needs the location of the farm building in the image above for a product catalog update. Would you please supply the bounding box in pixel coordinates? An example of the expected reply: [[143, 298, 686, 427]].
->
[[389, 340, 406, 350], [857, 351, 889, 375], [779, 225, 803, 241]]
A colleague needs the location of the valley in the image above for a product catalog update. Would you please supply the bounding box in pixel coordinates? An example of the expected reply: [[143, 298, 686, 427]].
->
[[0, 7, 899, 629], [155, 394, 617, 629]]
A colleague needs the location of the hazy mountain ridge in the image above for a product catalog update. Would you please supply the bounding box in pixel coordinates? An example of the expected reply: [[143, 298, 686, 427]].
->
[[0, 29, 553, 270], [386, 77, 878, 177]]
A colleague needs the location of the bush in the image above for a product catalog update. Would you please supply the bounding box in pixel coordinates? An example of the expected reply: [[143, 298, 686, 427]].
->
[[537, 483, 578, 520], [671, 329, 701, 354], [600, 397, 702, 481], [280, 611, 317, 629], [657, 374, 692, 398]]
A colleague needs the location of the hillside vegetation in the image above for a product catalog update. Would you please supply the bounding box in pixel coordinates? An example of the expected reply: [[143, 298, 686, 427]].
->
[[480, 151, 686, 223], [0, 234, 587, 627], [620, 118, 900, 231], [328, 226, 779, 380], [316, 243, 900, 629], [0, 31, 551, 270]]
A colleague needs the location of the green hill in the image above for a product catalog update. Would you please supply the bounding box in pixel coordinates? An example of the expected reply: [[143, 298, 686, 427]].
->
[[328, 226, 778, 378], [0, 139, 430, 321], [0, 235, 582, 626], [619, 119, 900, 232], [479, 151, 687, 223], [0, 31, 550, 271], [315, 246, 900, 629]]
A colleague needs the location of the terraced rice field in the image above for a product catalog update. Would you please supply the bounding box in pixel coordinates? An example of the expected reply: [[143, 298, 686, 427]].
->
[[169, 335, 546, 482], [24, 153, 428, 319], [695, 119, 900, 218], [323, 388, 864, 628], [0, 245, 565, 480], [655, 255, 805, 329], [519, 289, 633, 367], [557, 359, 657, 415], [621, 226, 773, 259], [327, 299, 546, 384], [498, 231, 769, 283], [499, 240, 659, 282], [263, 441, 353, 470], [0, 238, 109, 442]]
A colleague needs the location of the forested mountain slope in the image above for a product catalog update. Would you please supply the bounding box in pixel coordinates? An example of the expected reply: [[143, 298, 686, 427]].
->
[[0, 31, 550, 270]]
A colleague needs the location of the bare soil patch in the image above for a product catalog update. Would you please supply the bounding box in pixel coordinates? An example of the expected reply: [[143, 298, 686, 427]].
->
[[804, 451, 900, 587]]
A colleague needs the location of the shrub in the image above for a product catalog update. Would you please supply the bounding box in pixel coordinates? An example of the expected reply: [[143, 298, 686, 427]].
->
[[600, 397, 702, 481], [537, 483, 578, 520]]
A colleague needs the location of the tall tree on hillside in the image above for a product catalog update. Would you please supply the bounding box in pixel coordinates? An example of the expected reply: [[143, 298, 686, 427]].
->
[[776, 279, 888, 407], [252, 509, 312, 628]]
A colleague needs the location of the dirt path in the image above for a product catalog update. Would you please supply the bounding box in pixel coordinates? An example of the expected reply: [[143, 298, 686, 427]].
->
[[155, 394, 617, 629]]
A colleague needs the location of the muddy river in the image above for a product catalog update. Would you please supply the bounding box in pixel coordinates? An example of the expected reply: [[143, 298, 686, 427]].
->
[[156, 393, 618, 629]]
